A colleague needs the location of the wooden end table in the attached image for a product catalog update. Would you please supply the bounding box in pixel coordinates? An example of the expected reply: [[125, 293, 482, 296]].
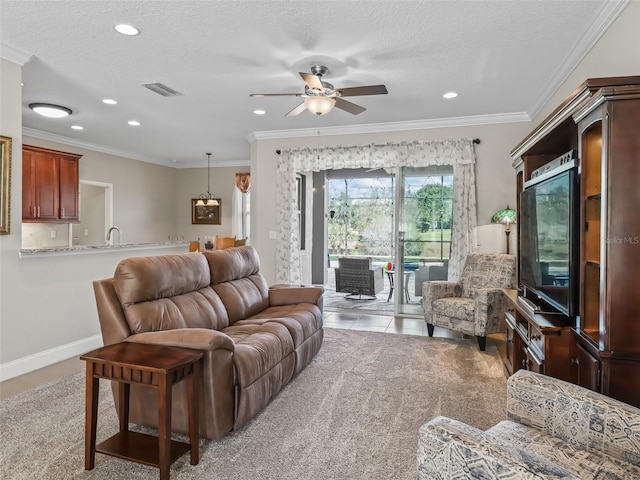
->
[[81, 342, 203, 480]]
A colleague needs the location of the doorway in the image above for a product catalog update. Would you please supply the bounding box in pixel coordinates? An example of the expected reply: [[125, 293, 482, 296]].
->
[[71, 180, 113, 246]]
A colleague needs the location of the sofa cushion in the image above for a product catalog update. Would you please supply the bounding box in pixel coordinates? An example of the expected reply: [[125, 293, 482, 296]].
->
[[487, 420, 640, 480], [202, 247, 270, 323], [234, 303, 323, 348], [113, 253, 230, 333], [222, 322, 295, 387]]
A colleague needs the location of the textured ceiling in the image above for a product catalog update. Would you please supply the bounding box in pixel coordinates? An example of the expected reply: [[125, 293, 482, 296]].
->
[[0, 0, 628, 167]]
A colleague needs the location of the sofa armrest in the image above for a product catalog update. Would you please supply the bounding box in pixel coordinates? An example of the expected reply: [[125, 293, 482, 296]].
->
[[473, 288, 508, 336], [269, 286, 324, 307], [418, 416, 576, 479], [507, 370, 640, 467], [126, 328, 235, 352]]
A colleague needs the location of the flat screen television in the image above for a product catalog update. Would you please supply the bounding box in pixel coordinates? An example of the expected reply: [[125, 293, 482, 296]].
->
[[519, 167, 578, 316]]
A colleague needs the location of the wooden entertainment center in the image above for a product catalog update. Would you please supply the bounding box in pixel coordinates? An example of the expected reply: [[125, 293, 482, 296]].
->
[[507, 76, 640, 408]]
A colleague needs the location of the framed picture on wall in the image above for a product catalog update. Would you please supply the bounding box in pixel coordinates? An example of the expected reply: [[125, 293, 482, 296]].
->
[[192, 199, 221, 225]]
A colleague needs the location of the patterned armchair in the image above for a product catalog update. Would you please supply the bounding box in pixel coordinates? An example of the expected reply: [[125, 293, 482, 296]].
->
[[422, 253, 516, 350], [335, 257, 383, 298], [418, 369, 640, 479]]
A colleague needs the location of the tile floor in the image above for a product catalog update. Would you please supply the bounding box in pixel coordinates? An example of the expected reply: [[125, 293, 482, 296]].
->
[[0, 312, 506, 401]]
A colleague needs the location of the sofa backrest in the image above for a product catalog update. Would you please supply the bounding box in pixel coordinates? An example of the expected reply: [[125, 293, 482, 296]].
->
[[202, 246, 270, 324], [113, 252, 230, 333]]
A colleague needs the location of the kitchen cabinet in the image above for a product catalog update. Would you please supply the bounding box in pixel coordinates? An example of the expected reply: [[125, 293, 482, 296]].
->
[[22, 145, 81, 222]]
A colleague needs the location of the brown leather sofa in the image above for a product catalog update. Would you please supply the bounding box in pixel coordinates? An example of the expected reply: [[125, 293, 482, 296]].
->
[[93, 246, 324, 440]]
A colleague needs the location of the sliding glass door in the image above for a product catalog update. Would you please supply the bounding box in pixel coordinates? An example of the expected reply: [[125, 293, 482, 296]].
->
[[394, 166, 453, 317]]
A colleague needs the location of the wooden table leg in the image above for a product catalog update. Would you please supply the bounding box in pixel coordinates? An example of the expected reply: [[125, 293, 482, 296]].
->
[[187, 362, 200, 465], [84, 364, 99, 470], [158, 375, 172, 480], [118, 382, 130, 432]]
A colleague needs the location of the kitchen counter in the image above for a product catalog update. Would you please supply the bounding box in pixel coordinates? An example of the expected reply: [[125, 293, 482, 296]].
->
[[19, 241, 191, 258]]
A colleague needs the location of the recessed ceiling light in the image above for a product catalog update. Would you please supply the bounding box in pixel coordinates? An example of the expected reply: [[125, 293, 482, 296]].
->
[[253, 109, 266, 115], [29, 103, 72, 118], [128, 120, 141, 126], [71, 125, 84, 130], [114, 24, 140, 36], [443, 92, 458, 99], [102, 98, 117, 105]]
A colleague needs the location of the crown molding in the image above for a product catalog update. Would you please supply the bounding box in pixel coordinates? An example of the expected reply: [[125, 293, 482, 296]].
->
[[246, 111, 531, 142], [527, 0, 630, 120], [23, 127, 250, 169], [23, 127, 162, 165], [0, 43, 32, 66]]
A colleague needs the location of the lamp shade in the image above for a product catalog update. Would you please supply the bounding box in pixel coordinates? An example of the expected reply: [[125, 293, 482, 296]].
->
[[304, 96, 335, 115], [491, 206, 517, 225]]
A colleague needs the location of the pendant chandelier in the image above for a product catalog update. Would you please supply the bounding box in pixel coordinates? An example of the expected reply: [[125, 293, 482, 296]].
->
[[196, 152, 219, 206]]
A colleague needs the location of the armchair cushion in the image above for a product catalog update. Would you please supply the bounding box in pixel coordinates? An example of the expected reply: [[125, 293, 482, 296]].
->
[[417, 370, 640, 479]]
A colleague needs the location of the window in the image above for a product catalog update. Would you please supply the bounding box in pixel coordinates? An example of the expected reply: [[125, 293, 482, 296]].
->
[[328, 175, 394, 258], [405, 174, 453, 260]]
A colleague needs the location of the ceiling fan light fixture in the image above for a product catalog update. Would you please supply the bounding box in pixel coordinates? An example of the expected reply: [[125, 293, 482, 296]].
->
[[304, 96, 336, 115], [29, 103, 72, 118]]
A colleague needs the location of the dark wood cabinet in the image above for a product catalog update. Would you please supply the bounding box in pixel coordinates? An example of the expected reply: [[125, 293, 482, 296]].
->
[[22, 145, 81, 222], [503, 290, 576, 383], [509, 76, 640, 408]]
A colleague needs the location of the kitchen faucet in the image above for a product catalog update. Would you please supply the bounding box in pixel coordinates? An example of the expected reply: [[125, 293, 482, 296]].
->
[[106, 225, 121, 244]]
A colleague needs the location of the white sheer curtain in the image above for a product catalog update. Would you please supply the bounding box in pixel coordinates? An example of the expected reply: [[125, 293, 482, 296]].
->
[[275, 139, 477, 283], [231, 187, 243, 239]]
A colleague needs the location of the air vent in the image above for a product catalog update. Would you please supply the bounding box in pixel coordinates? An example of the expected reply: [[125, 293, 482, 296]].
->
[[141, 82, 183, 97]]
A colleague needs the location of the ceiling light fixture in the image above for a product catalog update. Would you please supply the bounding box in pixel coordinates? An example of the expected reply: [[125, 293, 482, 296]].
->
[[443, 92, 458, 99], [304, 96, 336, 115], [102, 99, 117, 105], [253, 109, 266, 115], [71, 125, 84, 130], [128, 120, 140, 126], [29, 103, 72, 118], [114, 24, 140, 36], [196, 153, 219, 207]]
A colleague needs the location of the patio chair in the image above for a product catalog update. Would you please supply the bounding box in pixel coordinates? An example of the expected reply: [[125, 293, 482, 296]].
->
[[335, 257, 384, 299]]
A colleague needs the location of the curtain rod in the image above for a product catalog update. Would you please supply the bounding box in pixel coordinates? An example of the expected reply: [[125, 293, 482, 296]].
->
[[275, 138, 480, 155]]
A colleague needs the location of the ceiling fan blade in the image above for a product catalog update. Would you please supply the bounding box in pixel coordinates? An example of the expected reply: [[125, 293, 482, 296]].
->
[[250, 93, 302, 97], [335, 97, 366, 115], [336, 85, 388, 97], [299, 72, 324, 91], [285, 102, 307, 117]]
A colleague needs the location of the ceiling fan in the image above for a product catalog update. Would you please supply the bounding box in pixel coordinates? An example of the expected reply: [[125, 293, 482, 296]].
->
[[250, 65, 388, 116]]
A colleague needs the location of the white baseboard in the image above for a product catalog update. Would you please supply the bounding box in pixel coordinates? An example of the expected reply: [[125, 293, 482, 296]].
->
[[0, 334, 103, 382]]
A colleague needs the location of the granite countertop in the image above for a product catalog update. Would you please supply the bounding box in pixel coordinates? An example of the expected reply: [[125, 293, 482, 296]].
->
[[19, 241, 191, 258]]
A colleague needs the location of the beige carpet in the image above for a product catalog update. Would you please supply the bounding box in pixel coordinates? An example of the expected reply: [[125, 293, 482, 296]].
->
[[0, 328, 507, 480]]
